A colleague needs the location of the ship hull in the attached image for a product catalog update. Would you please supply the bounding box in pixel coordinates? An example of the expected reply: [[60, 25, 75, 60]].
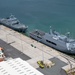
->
[[0, 15, 28, 33], [0, 22, 27, 33], [30, 32, 75, 54]]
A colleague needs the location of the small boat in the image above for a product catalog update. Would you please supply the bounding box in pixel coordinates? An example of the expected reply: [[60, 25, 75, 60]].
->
[[29, 27, 75, 54], [0, 15, 28, 32]]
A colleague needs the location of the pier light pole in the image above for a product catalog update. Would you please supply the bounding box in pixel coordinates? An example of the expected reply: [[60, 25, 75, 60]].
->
[[5, 29, 13, 43], [6, 33, 12, 44], [20, 33, 23, 53], [38, 40, 44, 63], [5, 34, 8, 43], [42, 45, 44, 63]]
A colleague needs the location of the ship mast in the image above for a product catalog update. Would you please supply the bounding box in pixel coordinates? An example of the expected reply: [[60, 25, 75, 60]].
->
[[66, 32, 70, 38], [49, 26, 53, 35]]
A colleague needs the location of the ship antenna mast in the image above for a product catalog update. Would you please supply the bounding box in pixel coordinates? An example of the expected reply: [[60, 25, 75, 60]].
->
[[66, 32, 70, 38], [49, 26, 52, 34], [10, 13, 14, 18], [10, 13, 13, 17]]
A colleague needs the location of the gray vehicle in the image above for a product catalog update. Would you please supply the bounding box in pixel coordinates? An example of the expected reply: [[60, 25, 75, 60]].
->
[[0, 15, 28, 32], [29, 27, 75, 54]]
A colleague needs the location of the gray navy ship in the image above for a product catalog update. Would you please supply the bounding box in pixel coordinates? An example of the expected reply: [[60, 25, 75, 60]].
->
[[0, 15, 28, 32], [30, 27, 75, 54]]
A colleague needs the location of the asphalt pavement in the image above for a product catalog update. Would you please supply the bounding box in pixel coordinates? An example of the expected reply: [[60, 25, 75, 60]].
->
[[0, 39, 31, 60], [37, 57, 67, 75]]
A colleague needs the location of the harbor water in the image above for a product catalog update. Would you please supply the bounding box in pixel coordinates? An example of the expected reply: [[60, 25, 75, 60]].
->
[[0, 0, 75, 37]]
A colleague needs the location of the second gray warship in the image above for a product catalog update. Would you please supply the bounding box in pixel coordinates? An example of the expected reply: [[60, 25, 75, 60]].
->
[[0, 15, 28, 32], [29, 27, 75, 54]]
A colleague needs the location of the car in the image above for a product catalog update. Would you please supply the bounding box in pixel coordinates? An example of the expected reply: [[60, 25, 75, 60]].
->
[[37, 61, 44, 69]]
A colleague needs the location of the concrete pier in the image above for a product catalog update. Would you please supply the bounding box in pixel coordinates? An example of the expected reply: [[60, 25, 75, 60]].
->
[[0, 25, 75, 75]]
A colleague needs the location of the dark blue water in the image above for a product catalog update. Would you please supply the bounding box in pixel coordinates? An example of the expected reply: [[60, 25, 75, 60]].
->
[[0, 0, 75, 37]]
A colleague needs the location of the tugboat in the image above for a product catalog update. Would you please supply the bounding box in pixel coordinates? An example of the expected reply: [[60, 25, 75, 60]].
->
[[29, 27, 75, 54], [0, 15, 28, 32]]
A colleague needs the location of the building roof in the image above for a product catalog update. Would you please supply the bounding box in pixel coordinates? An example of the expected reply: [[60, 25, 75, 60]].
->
[[0, 58, 44, 75]]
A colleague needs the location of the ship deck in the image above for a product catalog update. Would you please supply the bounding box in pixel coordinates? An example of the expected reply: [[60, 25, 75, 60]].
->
[[0, 25, 75, 75], [30, 29, 45, 36]]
